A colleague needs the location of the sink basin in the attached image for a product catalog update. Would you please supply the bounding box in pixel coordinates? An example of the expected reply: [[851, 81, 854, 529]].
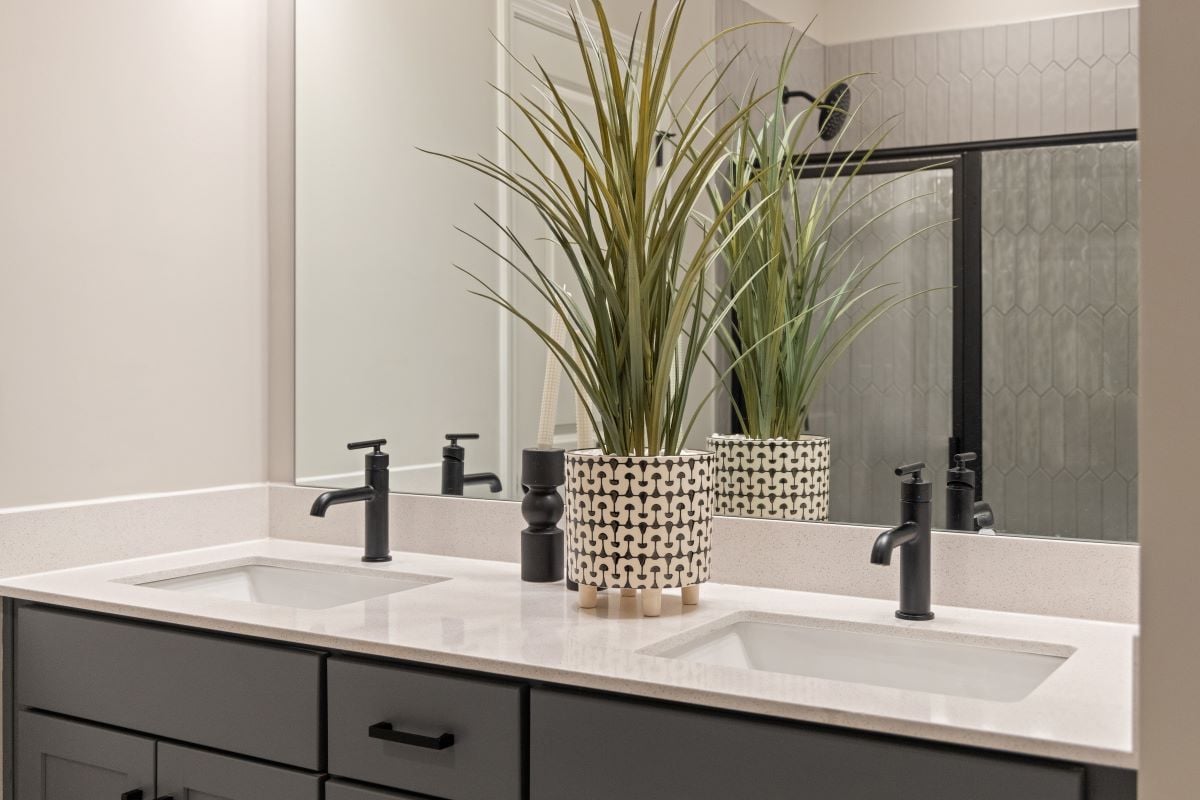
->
[[136, 561, 446, 610], [648, 616, 1072, 702]]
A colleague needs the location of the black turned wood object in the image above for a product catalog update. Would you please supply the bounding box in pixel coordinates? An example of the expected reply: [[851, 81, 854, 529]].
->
[[520, 447, 565, 583]]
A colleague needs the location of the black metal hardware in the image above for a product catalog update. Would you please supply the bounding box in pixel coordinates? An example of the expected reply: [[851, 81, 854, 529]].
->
[[121, 792, 143, 800], [871, 463, 934, 621], [442, 433, 502, 496], [369, 721, 455, 750], [310, 438, 391, 562]]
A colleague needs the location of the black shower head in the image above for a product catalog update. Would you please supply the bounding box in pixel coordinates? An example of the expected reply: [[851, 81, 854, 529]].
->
[[782, 82, 852, 141]]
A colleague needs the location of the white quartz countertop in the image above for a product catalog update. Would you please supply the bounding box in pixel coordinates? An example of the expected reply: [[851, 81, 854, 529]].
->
[[0, 538, 1137, 768]]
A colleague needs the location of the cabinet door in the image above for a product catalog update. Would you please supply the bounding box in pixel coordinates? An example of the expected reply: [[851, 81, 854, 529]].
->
[[155, 743, 322, 800], [16, 710, 155, 800]]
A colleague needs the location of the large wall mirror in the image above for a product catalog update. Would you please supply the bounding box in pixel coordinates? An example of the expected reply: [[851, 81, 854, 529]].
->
[[295, 0, 1139, 543]]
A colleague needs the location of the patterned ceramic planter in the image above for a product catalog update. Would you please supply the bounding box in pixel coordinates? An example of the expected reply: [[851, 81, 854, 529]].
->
[[565, 449, 714, 616], [706, 433, 831, 521]]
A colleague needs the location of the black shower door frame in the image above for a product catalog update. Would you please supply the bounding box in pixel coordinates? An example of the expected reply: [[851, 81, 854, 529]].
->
[[785, 128, 1137, 501]]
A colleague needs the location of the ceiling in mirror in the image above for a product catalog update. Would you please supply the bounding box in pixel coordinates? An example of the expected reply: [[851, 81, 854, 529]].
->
[[294, 0, 1139, 543]]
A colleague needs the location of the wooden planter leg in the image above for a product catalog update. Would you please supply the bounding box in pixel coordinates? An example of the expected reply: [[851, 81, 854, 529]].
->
[[681, 585, 700, 606], [578, 585, 598, 609], [620, 588, 637, 597], [641, 588, 662, 617]]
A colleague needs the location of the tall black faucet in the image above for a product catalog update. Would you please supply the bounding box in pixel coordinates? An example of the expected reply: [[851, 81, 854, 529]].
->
[[441, 433, 503, 496], [310, 439, 391, 562], [871, 463, 934, 621], [945, 452, 996, 532]]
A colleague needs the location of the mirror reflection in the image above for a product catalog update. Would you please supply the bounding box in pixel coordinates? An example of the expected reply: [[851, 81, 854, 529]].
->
[[295, 0, 1139, 543]]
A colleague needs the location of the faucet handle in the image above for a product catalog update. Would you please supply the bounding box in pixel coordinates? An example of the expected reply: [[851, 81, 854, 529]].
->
[[348, 439, 387, 454], [952, 452, 977, 469], [445, 433, 479, 445], [894, 462, 927, 481]]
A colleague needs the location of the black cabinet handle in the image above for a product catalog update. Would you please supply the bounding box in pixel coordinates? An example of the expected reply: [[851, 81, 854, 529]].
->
[[369, 721, 455, 750]]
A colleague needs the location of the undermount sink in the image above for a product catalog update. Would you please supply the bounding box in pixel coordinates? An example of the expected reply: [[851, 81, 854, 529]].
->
[[136, 561, 446, 610], [647, 615, 1072, 702]]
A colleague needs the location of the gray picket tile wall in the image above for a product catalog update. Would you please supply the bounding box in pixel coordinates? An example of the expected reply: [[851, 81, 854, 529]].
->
[[822, 8, 1139, 150]]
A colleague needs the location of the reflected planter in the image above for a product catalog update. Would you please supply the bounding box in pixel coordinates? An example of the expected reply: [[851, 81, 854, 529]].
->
[[706, 433, 831, 521], [565, 449, 713, 615]]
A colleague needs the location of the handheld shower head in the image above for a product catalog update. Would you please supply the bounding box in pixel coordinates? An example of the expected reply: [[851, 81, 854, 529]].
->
[[782, 82, 852, 142]]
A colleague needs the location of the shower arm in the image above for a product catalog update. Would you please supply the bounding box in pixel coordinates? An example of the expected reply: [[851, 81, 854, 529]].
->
[[782, 87, 818, 106]]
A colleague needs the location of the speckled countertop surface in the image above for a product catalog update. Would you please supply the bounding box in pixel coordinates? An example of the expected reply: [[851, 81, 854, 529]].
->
[[0, 538, 1137, 768]]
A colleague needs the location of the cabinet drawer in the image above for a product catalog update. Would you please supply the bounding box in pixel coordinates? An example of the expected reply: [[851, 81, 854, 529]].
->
[[157, 742, 322, 800], [531, 688, 1085, 800], [327, 779, 426, 799], [328, 656, 524, 800], [15, 605, 324, 769]]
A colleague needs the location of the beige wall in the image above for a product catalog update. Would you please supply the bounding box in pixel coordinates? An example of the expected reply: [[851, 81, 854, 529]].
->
[[0, 0, 271, 508], [1137, 0, 1200, 794]]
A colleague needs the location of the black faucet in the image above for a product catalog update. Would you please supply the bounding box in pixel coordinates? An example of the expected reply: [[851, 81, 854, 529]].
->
[[310, 439, 391, 562], [871, 463, 934, 621], [441, 433, 503, 496], [945, 452, 996, 532]]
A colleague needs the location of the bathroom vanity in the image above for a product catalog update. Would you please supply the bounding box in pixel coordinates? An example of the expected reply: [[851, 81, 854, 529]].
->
[[0, 540, 1137, 800]]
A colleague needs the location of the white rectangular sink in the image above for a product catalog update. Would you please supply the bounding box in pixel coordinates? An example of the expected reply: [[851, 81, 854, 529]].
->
[[136, 561, 446, 610], [648, 616, 1072, 702]]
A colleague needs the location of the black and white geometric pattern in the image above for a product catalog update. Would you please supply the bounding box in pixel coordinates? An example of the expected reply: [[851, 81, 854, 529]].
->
[[565, 449, 713, 590], [707, 434, 831, 521]]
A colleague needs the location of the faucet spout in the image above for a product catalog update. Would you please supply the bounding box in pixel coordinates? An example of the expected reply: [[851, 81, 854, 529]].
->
[[870, 520, 920, 565], [463, 472, 503, 494], [310, 485, 375, 517]]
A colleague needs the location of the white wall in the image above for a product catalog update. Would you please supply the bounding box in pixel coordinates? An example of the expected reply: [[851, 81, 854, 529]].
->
[[744, 0, 1136, 44], [0, 0, 270, 508]]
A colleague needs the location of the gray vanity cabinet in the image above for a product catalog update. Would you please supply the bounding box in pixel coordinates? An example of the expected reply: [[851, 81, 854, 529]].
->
[[15, 710, 155, 800], [4, 603, 1133, 800], [530, 688, 1088, 800]]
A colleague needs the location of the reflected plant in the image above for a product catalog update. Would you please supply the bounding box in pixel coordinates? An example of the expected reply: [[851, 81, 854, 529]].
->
[[427, 0, 784, 456], [711, 44, 948, 440]]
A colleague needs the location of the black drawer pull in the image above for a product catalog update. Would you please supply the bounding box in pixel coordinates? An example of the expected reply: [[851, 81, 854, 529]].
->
[[369, 721, 455, 750]]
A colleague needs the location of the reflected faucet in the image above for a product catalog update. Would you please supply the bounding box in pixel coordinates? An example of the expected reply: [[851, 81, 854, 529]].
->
[[441, 433, 503, 496], [871, 463, 934, 621], [310, 439, 391, 562], [945, 452, 996, 532]]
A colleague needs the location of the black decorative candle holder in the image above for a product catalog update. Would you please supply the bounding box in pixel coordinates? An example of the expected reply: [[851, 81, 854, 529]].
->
[[520, 447, 565, 583]]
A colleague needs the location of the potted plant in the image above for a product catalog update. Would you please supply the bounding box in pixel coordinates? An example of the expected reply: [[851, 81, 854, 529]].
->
[[430, 1, 778, 615], [708, 54, 942, 521]]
